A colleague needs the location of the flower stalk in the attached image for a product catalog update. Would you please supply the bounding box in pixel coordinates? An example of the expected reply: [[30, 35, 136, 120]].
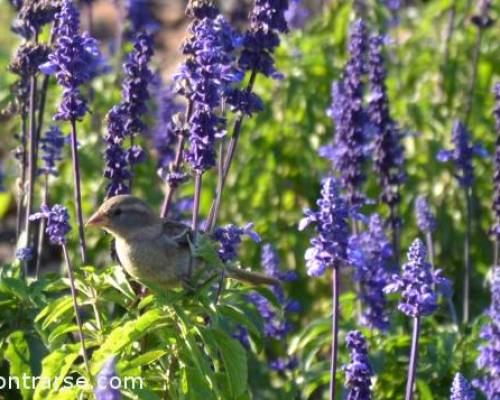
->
[[405, 316, 421, 400], [329, 263, 340, 400]]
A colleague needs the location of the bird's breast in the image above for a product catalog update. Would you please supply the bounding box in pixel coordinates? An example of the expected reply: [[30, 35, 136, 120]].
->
[[115, 237, 187, 288]]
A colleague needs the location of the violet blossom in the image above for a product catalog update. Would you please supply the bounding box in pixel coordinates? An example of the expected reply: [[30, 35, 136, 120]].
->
[[343, 330, 373, 399]]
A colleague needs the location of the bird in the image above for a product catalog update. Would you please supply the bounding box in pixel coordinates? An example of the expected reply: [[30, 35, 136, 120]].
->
[[86, 195, 279, 289]]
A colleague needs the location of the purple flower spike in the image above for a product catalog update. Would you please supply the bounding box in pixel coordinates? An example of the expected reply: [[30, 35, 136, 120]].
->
[[343, 331, 373, 400], [16, 247, 34, 261], [450, 373, 475, 400], [473, 267, 500, 398], [95, 356, 121, 400], [348, 214, 392, 331], [299, 176, 349, 277], [284, 0, 310, 30], [415, 195, 436, 234], [125, 0, 160, 35], [438, 121, 487, 189], [321, 20, 368, 207], [385, 238, 449, 317], [12, 0, 58, 39], [40, 0, 103, 121], [39, 126, 65, 177], [214, 223, 260, 263], [30, 204, 71, 245], [368, 34, 405, 209]]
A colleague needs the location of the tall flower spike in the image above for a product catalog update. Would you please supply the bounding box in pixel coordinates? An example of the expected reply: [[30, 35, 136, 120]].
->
[[368, 34, 405, 213], [450, 373, 475, 400], [473, 267, 500, 398], [385, 238, 449, 317], [11, 0, 59, 39], [284, 0, 310, 31], [39, 126, 65, 176], [348, 214, 392, 330], [299, 176, 349, 277], [415, 195, 436, 234], [39, 0, 103, 121], [343, 331, 373, 400], [320, 19, 368, 207]]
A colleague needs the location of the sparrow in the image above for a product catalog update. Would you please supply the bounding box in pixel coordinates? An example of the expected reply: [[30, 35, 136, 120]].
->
[[86, 195, 278, 289]]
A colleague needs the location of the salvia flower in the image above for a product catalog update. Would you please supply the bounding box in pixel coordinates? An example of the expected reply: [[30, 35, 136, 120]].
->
[[232, 324, 250, 349], [239, 0, 289, 77], [415, 195, 436, 234], [12, 0, 58, 39], [384, 238, 450, 317], [491, 83, 500, 240], [471, 0, 494, 29], [450, 373, 475, 400], [125, 0, 160, 36], [122, 32, 154, 143], [177, 9, 242, 173], [95, 356, 121, 400], [29, 204, 71, 245], [39, 126, 65, 176], [299, 176, 349, 277], [10, 42, 50, 78], [343, 330, 373, 400], [368, 34, 405, 209], [214, 223, 260, 263], [103, 105, 131, 197], [321, 20, 368, 206], [473, 267, 500, 398], [269, 356, 299, 372], [348, 214, 392, 331], [40, 0, 103, 121], [0, 163, 4, 192], [437, 121, 487, 189]]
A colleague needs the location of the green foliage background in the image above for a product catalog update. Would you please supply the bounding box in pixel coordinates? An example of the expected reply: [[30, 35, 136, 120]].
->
[[0, 0, 500, 399]]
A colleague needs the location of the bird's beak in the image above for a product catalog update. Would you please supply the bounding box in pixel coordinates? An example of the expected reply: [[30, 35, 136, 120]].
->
[[86, 211, 107, 228]]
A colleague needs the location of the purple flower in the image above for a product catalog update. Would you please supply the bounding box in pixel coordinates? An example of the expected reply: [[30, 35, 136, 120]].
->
[[284, 0, 310, 30], [12, 0, 58, 39], [10, 42, 50, 78], [239, 0, 289, 78], [39, 126, 65, 176], [471, 0, 494, 29], [348, 214, 392, 331], [384, 238, 449, 317], [125, 0, 160, 35], [321, 20, 368, 206], [269, 356, 298, 372], [214, 223, 260, 263], [450, 373, 475, 400], [30, 204, 71, 245], [0, 162, 5, 192], [491, 83, 500, 239], [299, 177, 349, 277], [437, 121, 487, 189], [39, 0, 103, 121], [16, 247, 34, 261], [103, 105, 131, 197], [473, 267, 500, 398], [368, 34, 405, 210], [177, 10, 242, 173], [122, 32, 154, 140], [343, 330, 373, 400], [415, 195, 436, 234], [95, 356, 121, 400], [232, 324, 250, 349]]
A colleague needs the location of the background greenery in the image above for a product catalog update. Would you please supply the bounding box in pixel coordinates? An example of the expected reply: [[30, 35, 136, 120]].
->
[[0, 0, 499, 398]]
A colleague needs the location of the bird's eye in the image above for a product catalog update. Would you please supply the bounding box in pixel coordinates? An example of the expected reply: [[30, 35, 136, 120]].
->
[[113, 208, 122, 217]]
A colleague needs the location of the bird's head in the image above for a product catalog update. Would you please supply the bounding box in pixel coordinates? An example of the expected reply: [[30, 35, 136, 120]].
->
[[86, 195, 161, 239]]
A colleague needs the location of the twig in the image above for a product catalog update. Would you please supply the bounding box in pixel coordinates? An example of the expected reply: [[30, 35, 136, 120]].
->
[[405, 317, 421, 400], [329, 263, 340, 400]]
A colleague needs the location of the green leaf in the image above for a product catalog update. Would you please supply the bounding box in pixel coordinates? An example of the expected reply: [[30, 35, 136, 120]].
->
[[204, 328, 248, 399], [91, 308, 168, 374], [0, 277, 30, 301], [104, 265, 136, 301], [5, 331, 32, 399], [182, 366, 217, 400], [33, 344, 81, 400], [191, 234, 224, 268], [119, 350, 167, 372], [417, 379, 434, 400], [36, 296, 74, 329]]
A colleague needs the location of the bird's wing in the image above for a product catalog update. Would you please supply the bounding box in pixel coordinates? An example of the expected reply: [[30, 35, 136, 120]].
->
[[161, 219, 192, 246]]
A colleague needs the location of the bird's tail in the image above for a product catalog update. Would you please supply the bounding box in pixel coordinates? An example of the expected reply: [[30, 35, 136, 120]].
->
[[226, 267, 279, 286]]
